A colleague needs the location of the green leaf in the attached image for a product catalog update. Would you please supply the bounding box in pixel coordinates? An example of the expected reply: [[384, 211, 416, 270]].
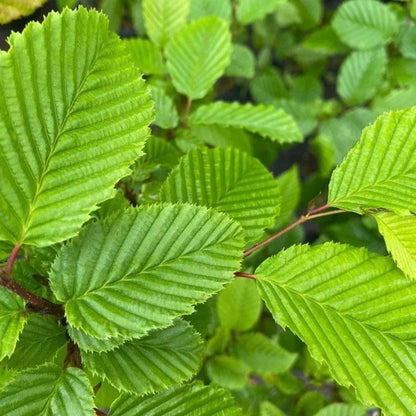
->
[[165, 16, 232, 99], [3, 314, 66, 369], [100, 0, 123, 31], [143, 0, 190, 47], [217, 278, 262, 331], [328, 107, 416, 214], [332, 0, 399, 50], [0, 0, 47, 23], [374, 211, 416, 279], [260, 401, 286, 416], [314, 403, 367, 416], [0, 288, 27, 361], [160, 147, 280, 242], [50, 204, 243, 339], [292, 0, 322, 29], [150, 85, 179, 129], [189, 0, 232, 22], [249, 68, 289, 105], [237, 0, 283, 24], [372, 87, 416, 114], [0, 8, 154, 247], [337, 49, 387, 105], [206, 355, 250, 389], [399, 23, 416, 60], [275, 166, 300, 223], [0, 364, 95, 415], [123, 38, 165, 75], [109, 381, 243, 415], [225, 44, 255, 79], [256, 243, 416, 413], [189, 101, 302, 144], [83, 320, 203, 395], [68, 326, 125, 353], [230, 332, 297, 374], [302, 25, 348, 55]]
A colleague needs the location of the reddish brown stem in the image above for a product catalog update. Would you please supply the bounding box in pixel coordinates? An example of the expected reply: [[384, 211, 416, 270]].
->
[[183, 98, 192, 126], [5, 244, 21, 274], [234, 271, 256, 280], [307, 204, 329, 216], [64, 339, 82, 369], [95, 410, 107, 416]]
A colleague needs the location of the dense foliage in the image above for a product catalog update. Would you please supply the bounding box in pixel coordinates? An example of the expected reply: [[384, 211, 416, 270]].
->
[[1, 1, 416, 415]]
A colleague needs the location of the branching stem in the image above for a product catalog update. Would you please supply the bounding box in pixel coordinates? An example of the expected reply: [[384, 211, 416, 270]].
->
[[234, 271, 256, 280], [5, 244, 21, 274]]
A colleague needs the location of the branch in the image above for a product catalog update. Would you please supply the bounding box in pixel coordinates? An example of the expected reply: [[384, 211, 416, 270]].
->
[[64, 339, 82, 369], [234, 271, 256, 280]]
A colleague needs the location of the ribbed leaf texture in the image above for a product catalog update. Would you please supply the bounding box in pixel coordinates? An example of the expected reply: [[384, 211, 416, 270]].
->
[[230, 332, 297, 374], [189, 102, 302, 144], [374, 211, 416, 279], [328, 107, 416, 214], [0, 0, 46, 23], [123, 38, 165, 75], [68, 326, 125, 353], [332, 0, 399, 50], [143, 0, 190, 47], [160, 147, 280, 243], [0, 288, 27, 361], [50, 204, 243, 339], [150, 85, 179, 129], [237, 0, 282, 24], [217, 278, 262, 331], [206, 355, 250, 389], [0, 364, 95, 415], [189, 0, 232, 22], [0, 8, 153, 247], [256, 243, 416, 414], [83, 320, 203, 395], [109, 382, 243, 416], [165, 16, 231, 99], [314, 403, 367, 416], [3, 314, 66, 369], [337, 49, 387, 105], [259, 401, 286, 416]]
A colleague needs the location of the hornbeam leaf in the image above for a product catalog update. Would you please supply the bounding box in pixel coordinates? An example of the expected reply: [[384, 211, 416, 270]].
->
[[82, 320, 203, 395], [314, 403, 367, 416], [189, 0, 232, 22], [160, 147, 280, 243], [0, 364, 95, 415], [374, 211, 416, 279], [0, 8, 154, 247], [123, 38, 165, 75], [188, 102, 302, 144], [332, 0, 399, 50], [237, 0, 283, 24], [109, 382, 243, 416], [50, 204, 243, 339], [328, 107, 416, 214], [165, 16, 232, 100], [143, 0, 190, 47], [0, 288, 27, 361], [0, 0, 46, 23], [206, 355, 250, 389], [256, 243, 416, 413], [68, 326, 125, 353]]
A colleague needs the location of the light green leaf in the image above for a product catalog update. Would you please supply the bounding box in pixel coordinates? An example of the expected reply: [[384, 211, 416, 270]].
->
[[160, 147, 280, 242], [399, 23, 416, 60], [260, 401, 286, 416], [165, 16, 232, 99], [189, 0, 232, 22], [0, 364, 94, 415], [217, 278, 262, 331], [249, 68, 289, 105], [0, 0, 46, 23], [206, 355, 250, 389], [68, 326, 125, 353], [225, 44, 255, 79], [150, 86, 179, 129], [123, 38, 165, 75], [50, 204, 243, 339], [109, 381, 243, 416], [276, 166, 300, 222], [372, 87, 416, 114], [328, 107, 416, 214], [302, 25, 348, 55], [100, 0, 123, 31], [189, 101, 302, 144], [143, 0, 190, 47], [0, 8, 153, 247], [237, 0, 283, 24], [83, 320, 203, 395], [314, 403, 367, 416], [337, 49, 387, 105], [374, 211, 416, 279], [230, 332, 297, 374], [256, 243, 416, 413], [3, 314, 66, 369], [126, 0, 146, 36], [0, 288, 27, 361], [332, 0, 399, 50], [292, 0, 322, 29]]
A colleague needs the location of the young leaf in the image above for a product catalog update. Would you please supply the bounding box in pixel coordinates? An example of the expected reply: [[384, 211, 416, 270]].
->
[[160, 147, 280, 243], [109, 382, 243, 416], [0, 8, 154, 247], [230, 332, 297, 374], [206, 355, 250, 389], [143, 0, 190, 47], [150, 85, 180, 129], [68, 326, 125, 353], [328, 107, 416, 214], [217, 278, 262, 332], [123, 38, 165, 75], [0, 364, 95, 415], [314, 403, 367, 416], [332, 0, 399, 50], [0, 288, 27, 361], [83, 320, 203, 395], [189, 0, 232, 22], [260, 401, 286, 416], [100, 0, 123, 31], [374, 211, 416, 279], [337, 49, 387, 105], [50, 204, 243, 339], [165, 16, 232, 99], [188, 102, 302, 144], [225, 44, 255, 79], [256, 243, 416, 413], [236, 0, 283, 24], [0, 0, 46, 23]]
